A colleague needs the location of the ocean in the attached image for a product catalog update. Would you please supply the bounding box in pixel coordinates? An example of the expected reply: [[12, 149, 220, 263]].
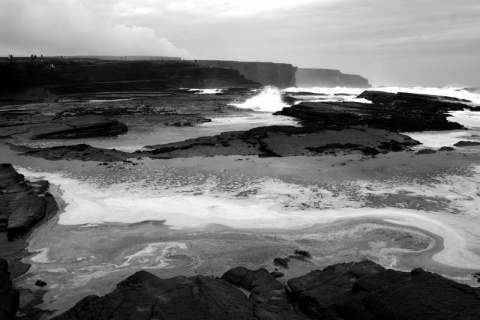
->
[[5, 85, 480, 315]]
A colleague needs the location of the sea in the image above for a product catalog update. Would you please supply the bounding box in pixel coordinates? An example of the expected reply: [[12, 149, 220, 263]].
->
[[4, 85, 480, 316]]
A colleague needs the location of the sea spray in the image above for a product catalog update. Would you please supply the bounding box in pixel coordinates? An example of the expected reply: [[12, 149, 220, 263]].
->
[[230, 86, 289, 112]]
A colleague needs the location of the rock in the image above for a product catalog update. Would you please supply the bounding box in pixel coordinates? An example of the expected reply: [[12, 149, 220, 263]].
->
[[0, 163, 58, 240], [287, 260, 386, 319], [0, 259, 20, 320], [271, 272, 284, 278], [339, 268, 480, 320], [277, 91, 469, 132], [296, 68, 370, 88], [53, 270, 304, 320], [453, 141, 480, 147], [198, 60, 296, 88], [34, 279, 47, 287], [33, 119, 128, 139], [273, 257, 290, 268], [10, 144, 128, 162], [415, 149, 437, 155], [439, 146, 455, 151], [0, 60, 259, 94], [52, 261, 480, 320]]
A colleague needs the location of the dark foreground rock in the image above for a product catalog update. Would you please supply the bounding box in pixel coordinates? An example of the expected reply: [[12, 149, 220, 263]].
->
[[0, 259, 19, 320], [52, 260, 480, 320], [0, 163, 58, 240]]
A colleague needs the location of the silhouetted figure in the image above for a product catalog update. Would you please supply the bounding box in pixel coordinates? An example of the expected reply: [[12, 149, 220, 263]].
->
[[34, 55, 37, 60], [41, 54, 43, 58], [30, 54, 34, 61]]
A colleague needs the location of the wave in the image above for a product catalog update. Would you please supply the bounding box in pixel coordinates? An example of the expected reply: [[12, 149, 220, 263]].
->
[[229, 86, 289, 112]]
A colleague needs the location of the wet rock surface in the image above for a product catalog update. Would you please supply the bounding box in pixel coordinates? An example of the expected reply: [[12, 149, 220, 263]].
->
[[278, 91, 471, 132], [0, 259, 19, 320], [0, 163, 58, 240], [49, 260, 480, 320]]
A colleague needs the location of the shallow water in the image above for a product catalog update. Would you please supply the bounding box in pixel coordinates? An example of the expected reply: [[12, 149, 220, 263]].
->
[[6, 86, 480, 317]]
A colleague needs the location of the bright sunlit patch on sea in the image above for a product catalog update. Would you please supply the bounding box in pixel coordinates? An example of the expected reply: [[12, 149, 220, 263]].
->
[[230, 86, 289, 112]]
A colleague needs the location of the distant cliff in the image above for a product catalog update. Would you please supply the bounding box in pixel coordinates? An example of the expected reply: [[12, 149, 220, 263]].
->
[[198, 60, 296, 88], [0, 59, 259, 94], [296, 68, 371, 88]]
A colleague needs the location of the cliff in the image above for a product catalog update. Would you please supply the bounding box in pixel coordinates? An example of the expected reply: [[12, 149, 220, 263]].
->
[[296, 68, 371, 88], [0, 59, 259, 94], [198, 60, 297, 88]]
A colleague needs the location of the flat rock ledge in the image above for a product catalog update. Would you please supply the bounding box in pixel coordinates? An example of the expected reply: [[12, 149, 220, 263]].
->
[[51, 260, 480, 320], [0, 163, 58, 240]]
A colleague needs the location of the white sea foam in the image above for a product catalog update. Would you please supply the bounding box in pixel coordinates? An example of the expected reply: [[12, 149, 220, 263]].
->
[[286, 86, 480, 106], [230, 86, 289, 112], [447, 110, 480, 128], [17, 167, 480, 269], [189, 88, 224, 94]]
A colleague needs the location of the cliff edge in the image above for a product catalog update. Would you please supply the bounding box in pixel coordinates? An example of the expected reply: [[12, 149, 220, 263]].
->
[[296, 67, 371, 88]]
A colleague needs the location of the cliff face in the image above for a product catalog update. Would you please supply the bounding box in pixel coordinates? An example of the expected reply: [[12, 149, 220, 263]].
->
[[198, 60, 296, 88], [296, 68, 370, 88], [0, 60, 259, 94]]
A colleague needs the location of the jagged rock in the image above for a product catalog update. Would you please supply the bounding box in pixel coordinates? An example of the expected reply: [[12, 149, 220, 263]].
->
[[0, 163, 58, 240], [277, 90, 470, 132], [288, 260, 385, 319], [453, 141, 480, 147], [51, 261, 480, 320], [0, 259, 19, 320], [53, 270, 305, 320], [338, 268, 480, 320]]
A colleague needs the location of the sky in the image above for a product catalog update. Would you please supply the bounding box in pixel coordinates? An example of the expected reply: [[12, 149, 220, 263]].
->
[[1, 0, 479, 87]]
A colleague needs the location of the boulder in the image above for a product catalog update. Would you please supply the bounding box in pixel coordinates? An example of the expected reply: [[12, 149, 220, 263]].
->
[[0, 163, 58, 240], [0, 259, 20, 320]]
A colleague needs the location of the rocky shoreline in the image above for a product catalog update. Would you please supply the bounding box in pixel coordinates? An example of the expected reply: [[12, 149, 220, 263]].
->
[[2, 257, 479, 320]]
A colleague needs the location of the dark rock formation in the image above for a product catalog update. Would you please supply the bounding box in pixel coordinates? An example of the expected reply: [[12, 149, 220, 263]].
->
[[52, 260, 480, 320], [0, 164, 58, 240], [198, 60, 296, 88], [10, 144, 128, 162], [53, 269, 304, 320], [0, 60, 259, 94], [33, 119, 128, 139], [453, 141, 480, 147], [277, 91, 472, 132], [296, 68, 371, 88], [439, 146, 456, 151], [12, 125, 418, 161], [0, 259, 19, 320]]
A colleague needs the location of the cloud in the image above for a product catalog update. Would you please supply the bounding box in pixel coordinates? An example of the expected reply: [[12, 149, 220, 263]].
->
[[0, 0, 192, 58]]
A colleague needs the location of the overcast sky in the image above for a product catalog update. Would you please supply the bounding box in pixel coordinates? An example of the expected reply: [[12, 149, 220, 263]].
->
[[1, 0, 479, 87]]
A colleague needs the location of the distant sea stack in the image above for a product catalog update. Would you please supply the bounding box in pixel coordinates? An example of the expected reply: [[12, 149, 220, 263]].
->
[[198, 60, 297, 88], [296, 68, 371, 88]]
